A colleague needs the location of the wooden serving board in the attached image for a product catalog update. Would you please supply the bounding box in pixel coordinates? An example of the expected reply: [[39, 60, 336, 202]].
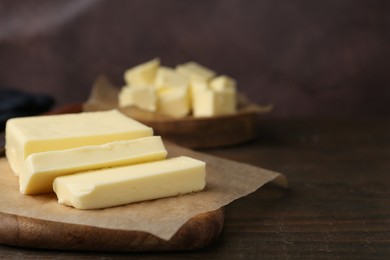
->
[[0, 118, 224, 251], [0, 209, 224, 252], [0, 102, 282, 252], [0, 141, 225, 252]]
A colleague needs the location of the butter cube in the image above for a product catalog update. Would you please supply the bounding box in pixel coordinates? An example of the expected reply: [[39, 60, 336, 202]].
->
[[155, 67, 189, 89], [124, 58, 160, 87], [192, 75, 237, 117], [157, 86, 190, 118], [53, 156, 206, 210], [176, 61, 216, 82], [20, 136, 167, 195], [190, 81, 209, 94], [210, 75, 236, 92], [193, 89, 236, 117], [5, 110, 153, 176], [188, 81, 209, 112], [119, 86, 157, 112]]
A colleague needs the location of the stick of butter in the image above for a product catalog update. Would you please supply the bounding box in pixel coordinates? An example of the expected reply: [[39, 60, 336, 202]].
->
[[53, 156, 206, 210], [20, 136, 167, 195], [5, 110, 153, 176]]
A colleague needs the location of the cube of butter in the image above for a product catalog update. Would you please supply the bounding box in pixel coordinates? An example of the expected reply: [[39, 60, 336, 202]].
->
[[124, 58, 160, 87], [190, 81, 209, 95], [5, 110, 153, 176], [176, 61, 216, 82], [119, 86, 157, 112], [210, 75, 236, 92], [20, 136, 167, 195], [193, 89, 236, 117], [53, 156, 206, 210], [155, 67, 189, 89], [192, 75, 237, 117], [157, 86, 190, 118]]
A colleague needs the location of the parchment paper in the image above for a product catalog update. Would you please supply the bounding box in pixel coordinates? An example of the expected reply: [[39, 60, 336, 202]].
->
[[0, 142, 286, 241]]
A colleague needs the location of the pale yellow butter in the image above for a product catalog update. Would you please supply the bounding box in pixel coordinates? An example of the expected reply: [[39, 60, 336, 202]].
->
[[124, 58, 160, 87], [155, 67, 189, 89], [210, 75, 237, 92], [5, 110, 153, 176], [193, 90, 212, 117], [53, 156, 206, 210], [192, 75, 237, 117], [120, 60, 240, 118], [157, 86, 190, 118], [20, 136, 167, 195], [119, 86, 157, 112], [190, 81, 209, 95], [176, 61, 216, 82], [193, 89, 236, 117]]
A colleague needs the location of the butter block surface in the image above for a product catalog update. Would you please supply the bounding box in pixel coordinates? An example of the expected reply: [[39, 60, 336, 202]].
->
[[119, 86, 157, 112], [124, 58, 160, 87], [155, 67, 189, 89], [157, 86, 190, 118], [210, 75, 237, 92], [53, 156, 206, 210], [193, 89, 236, 117], [6, 110, 153, 175], [176, 62, 216, 82], [190, 81, 209, 94], [20, 136, 167, 195]]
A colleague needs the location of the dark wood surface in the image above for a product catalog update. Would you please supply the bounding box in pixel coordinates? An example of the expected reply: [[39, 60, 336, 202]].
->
[[1, 118, 390, 258]]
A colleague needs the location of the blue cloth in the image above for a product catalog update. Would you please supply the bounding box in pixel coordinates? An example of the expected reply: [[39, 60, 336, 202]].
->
[[0, 88, 54, 131]]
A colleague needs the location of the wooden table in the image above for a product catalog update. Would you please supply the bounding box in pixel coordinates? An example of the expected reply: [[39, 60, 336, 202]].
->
[[1, 118, 389, 258]]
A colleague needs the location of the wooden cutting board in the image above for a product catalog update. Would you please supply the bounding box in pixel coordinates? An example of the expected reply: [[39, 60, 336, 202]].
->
[[0, 126, 224, 251], [0, 103, 281, 252], [0, 209, 224, 252], [0, 142, 225, 252]]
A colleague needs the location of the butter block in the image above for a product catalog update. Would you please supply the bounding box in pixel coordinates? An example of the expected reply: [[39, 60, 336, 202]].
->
[[20, 136, 167, 195], [210, 75, 236, 92], [53, 156, 206, 210], [124, 58, 160, 87], [190, 81, 209, 94], [193, 89, 236, 117], [176, 61, 216, 82], [155, 67, 189, 89], [191, 75, 237, 117], [157, 86, 190, 118], [119, 86, 157, 112], [6, 110, 153, 176]]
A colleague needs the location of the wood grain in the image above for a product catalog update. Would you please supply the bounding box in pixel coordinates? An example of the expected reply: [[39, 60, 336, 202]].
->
[[0, 209, 223, 252]]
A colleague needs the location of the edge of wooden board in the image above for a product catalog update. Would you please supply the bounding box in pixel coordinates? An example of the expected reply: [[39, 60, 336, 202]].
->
[[0, 208, 224, 252]]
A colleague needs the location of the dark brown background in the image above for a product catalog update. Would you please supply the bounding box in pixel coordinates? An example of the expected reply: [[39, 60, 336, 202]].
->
[[0, 0, 389, 117]]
